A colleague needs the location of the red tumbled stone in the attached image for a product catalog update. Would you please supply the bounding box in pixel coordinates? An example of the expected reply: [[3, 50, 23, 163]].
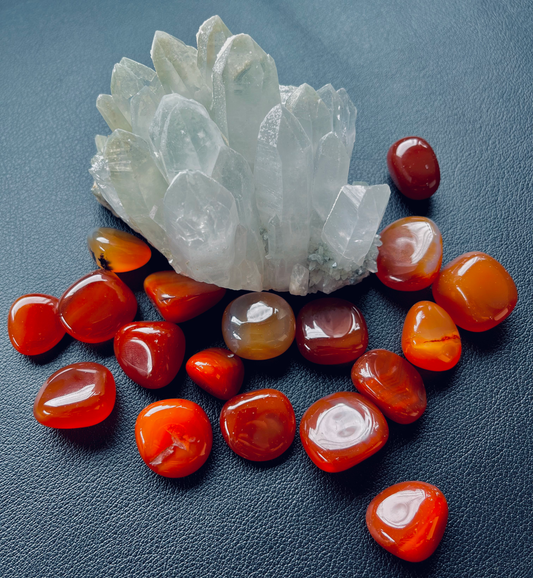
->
[[186, 348, 244, 400]]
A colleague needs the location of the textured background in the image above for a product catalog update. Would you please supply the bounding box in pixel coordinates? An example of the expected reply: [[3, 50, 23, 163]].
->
[[1, 0, 532, 577]]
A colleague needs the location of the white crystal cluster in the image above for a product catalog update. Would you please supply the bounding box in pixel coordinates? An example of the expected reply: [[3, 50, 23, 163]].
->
[[90, 16, 390, 295]]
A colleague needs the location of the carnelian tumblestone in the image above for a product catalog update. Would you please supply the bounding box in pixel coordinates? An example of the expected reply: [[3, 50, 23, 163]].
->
[[222, 293, 296, 360], [87, 227, 151, 272], [432, 251, 517, 332], [135, 399, 212, 478], [220, 389, 296, 461], [58, 270, 137, 343], [300, 392, 388, 473], [186, 348, 244, 400], [8, 294, 65, 355], [144, 271, 226, 323], [114, 321, 186, 389], [33, 362, 116, 428], [351, 350, 426, 424], [366, 481, 449, 562], [377, 217, 443, 291], [402, 301, 461, 371], [296, 298, 368, 365], [387, 137, 440, 200]]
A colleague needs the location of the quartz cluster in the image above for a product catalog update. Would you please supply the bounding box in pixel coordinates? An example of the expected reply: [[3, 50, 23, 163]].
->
[[90, 16, 390, 295]]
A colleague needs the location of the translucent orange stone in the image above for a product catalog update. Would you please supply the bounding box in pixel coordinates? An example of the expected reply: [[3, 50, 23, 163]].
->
[[351, 350, 426, 424], [186, 348, 244, 400], [432, 251, 517, 332], [58, 270, 137, 343], [135, 399, 212, 478], [87, 227, 151, 272], [8, 294, 65, 355], [299, 392, 389, 473], [222, 293, 296, 360], [33, 362, 116, 428], [401, 301, 461, 371], [144, 270, 226, 323], [377, 217, 443, 291], [366, 481, 449, 562]]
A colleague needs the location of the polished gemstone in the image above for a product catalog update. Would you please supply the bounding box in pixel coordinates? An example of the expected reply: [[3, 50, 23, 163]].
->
[[186, 348, 244, 400], [366, 481, 449, 562], [296, 298, 368, 365], [402, 301, 461, 371], [377, 217, 443, 291], [135, 399, 212, 478], [300, 391, 388, 472], [58, 270, 137, 343], [114, 321, 185, 389], [351, 350, 426, 424], [8, 294, 65, 356], [33, 362, 116, 428], [220, 389, 296, 461], [432, 251, 517, 332], [87, 227, 151, 272], [387, 137, 440, 200], [144, 270, 226, 323], [222, 293, 296, 360]]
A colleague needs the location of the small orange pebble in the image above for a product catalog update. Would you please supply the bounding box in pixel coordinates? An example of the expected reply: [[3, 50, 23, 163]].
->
[[401, 301, 461, 371], [432, 251, 517, 332], [144, 270, 226, 323], [87, 227, 151, 272], [186, 348, 244, 400], [8, 294, 65, 355], [135, 399, 212, 478]]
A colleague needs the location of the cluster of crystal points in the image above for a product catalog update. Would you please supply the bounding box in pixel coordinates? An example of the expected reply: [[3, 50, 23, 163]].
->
[[90, 16, 390, 295]]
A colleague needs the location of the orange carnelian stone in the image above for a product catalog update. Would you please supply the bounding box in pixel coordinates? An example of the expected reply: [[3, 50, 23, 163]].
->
[[87, 227, 151, 272], [186, 348, 244, 400], [135, 399, 212, 478], [114, 321, 186, 389], [8, 294, 65, 355], [222, 293, 296, 360], [144, 271, 226, 323], [296, 298, 368, 365], [58, 270, 137, 343], [377, 217, 443, 291], [300, 392, 388, 473], [33, 362, 116, 428], [402, 301, 461, 371], [387, 137, 440, 200], [366, 481, 449, 562], [432, 251, 517, 332], [220, 389, 296, 461]]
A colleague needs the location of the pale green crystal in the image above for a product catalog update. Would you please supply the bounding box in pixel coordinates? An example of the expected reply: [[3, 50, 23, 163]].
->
[[196, 16, 232, 89]]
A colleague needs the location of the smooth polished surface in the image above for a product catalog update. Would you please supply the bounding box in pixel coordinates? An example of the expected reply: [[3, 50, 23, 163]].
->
[[351, 350, 426, 424], [135, 399, 212, 478], [186, 348, 244, 400], [220, 389, 296, 461], [296, 298, 368, 364], [432, 251, 518, 332], [387, 137, 440, 200], [222, 293, 296, 360], [144, 270, 226, 323], [300, 392, 389, 472], [33, 362, 116, 428], [114, 321, 185, 389], [7, 294, 65, 356], [87, 227, 151, 272], [58, 270, 137, 343], [377, 217, 443, 291], [366, 481, 449, 562]]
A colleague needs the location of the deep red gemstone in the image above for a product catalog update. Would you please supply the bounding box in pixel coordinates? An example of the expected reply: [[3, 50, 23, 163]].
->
[[186, 348, 244, 400]]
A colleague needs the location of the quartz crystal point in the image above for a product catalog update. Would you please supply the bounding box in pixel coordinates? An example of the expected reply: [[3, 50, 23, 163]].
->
[[91, 15, 390, 295]]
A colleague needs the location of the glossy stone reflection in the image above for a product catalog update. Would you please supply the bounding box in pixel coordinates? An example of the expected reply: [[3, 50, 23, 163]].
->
[[299, 392, 388, 472], [186, 348, 244, 400], [366, 481, 449, 562], [222, 293, 296, 360], [87, 227, 151, 272]]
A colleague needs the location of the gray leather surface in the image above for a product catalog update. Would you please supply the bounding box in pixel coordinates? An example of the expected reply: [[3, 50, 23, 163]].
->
[[1, 1, 532, 576]]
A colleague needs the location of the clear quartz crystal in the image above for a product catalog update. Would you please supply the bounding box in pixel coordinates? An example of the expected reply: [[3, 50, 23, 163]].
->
[[90, 15, 390, 295]]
